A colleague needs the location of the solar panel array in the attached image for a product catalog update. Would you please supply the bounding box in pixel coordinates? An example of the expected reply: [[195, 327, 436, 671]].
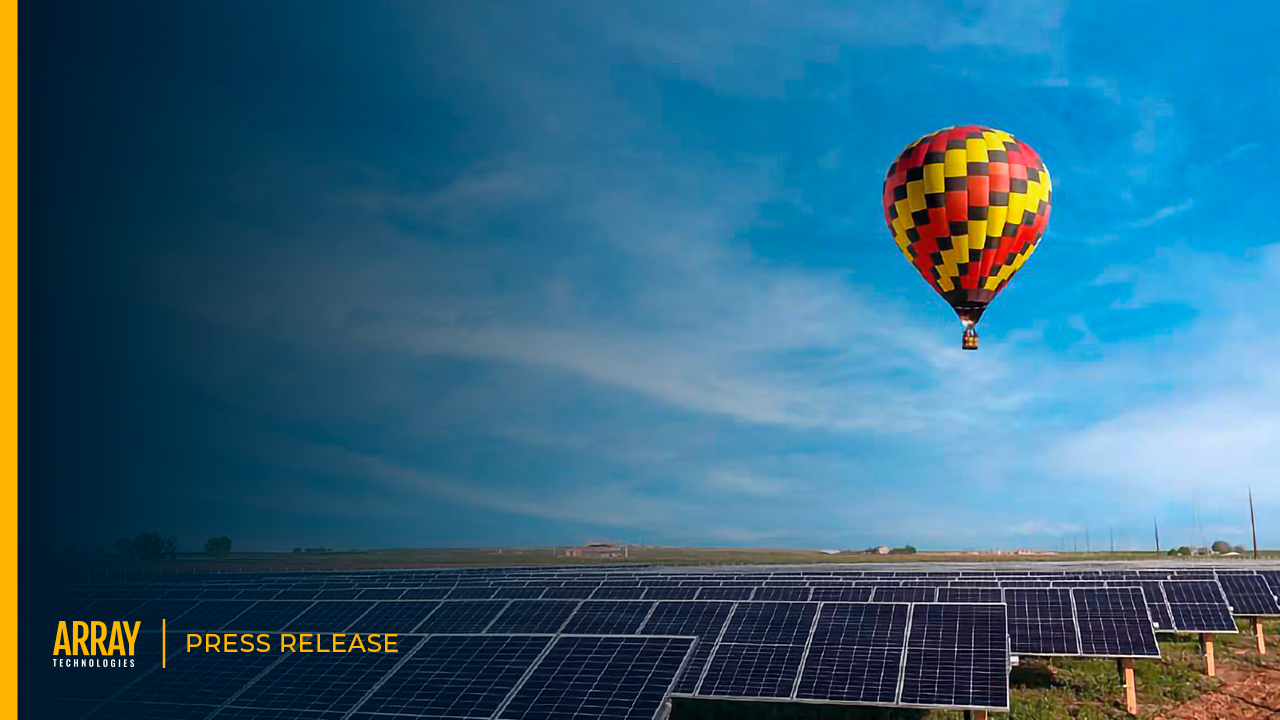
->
[[25, 562, 1277, 719], [683, 601, 1010, 712]]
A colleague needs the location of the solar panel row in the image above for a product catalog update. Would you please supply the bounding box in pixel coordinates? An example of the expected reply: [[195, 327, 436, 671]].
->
[[682, 602, 1010, 712]]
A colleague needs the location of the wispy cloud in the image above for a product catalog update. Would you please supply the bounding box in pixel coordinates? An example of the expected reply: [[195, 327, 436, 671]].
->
[[1126, 199, 1195, 229], [1008, 521, 1084, 537]]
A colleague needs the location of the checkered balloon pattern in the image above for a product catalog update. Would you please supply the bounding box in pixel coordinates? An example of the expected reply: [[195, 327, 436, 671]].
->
[[883, 125, 1051, 324]]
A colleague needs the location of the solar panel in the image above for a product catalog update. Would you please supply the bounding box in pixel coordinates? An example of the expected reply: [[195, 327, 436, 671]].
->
[[1163, 581, 1237, 633], [496, 635, 695, 720], [752, 587, 813, 602], [345, 601, 440, 633], [561, 601, 655, 634], [493, 587, 548, 599], [478, 600, 576, 634], [1071, 588, 1160, 658], [1216, 574, 1280, 616], [225, 602, 312, 632], [281, 602, 374, 633], [720, 602, 817, 645], [166, 601, 254, 632], [235, 590, 282, 600], [1003, 589, 1078, 656], [872, 587, 938, 603], [935, 588, 1002, 604], [85, 701, 224, 719], [418, 600, 509, 634], [114, 644, 284, 706], [643, 587, 700, 600], [227, 636, 422, 715], [316, 590, 362, 600], [539, 586, 596, 600], [810, 587, 873, 603], [356, 589, 405, 600], [899, 603, 1009, 711], [447, 587, 499, 600], [352, 634, 550, 719], [399, 588, 451, 600], [696, 587, 754, 601], [590, 587, 648, 600], [217, 708, 346, 719], [1259, 571, 1280, 597], [641, 601, 735, 695], [132, 600, 199, 628], [1132, 582, 1175, 630], [696, 643, 805, 699], [794, 603, 908, 704]]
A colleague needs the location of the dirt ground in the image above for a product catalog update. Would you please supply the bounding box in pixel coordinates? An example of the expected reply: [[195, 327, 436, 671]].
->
[[1152, 642, 1280, 720]]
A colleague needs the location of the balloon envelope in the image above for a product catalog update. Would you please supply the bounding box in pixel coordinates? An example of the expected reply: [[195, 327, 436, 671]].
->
[[882, 125, 1051, 347]]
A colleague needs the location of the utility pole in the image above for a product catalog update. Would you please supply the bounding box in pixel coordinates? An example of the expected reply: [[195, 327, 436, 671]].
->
[[1086, 529, 1091, 553], [1110, 528, 1114, 553], [1154, 517, 1161, 554], [1250, 488, 1259, 560]]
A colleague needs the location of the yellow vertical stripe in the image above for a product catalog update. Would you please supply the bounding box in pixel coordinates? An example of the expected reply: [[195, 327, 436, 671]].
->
[[985, 206, 1008, 245], [968, 221, 988, 249], [906, 181, 925, 212], [923, 163, 945, 193], [965, 138, 988, 163]]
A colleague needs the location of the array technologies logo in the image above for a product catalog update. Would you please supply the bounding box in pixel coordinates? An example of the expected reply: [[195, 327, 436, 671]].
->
[[51, 620, 140, 668]]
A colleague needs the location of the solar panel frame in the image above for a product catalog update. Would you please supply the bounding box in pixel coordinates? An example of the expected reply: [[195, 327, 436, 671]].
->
[[560, 600, 656, 635], [694, 642, 807, 700], [897, 603, 1010, 712], [1070, 588, 1161, 658], [718, 602, 818, 646], [349, 633, 552, 720], [793, 603, 909, 706], [224, 636, 423, 715], [417, 600, 511, 634], [641, 601, 736, 696], [494, 634, 697, 720], [1162, 580, 1239, 633], [1215, 573, 1280, 616], [344, 600, 441, 634], [280, 602, 376, 634], [485, 600, 581, 634]]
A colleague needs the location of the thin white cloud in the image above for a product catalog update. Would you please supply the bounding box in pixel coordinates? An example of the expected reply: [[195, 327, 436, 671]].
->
[[703, 470, 786, 497], [1126, 199, 1195, 229], [1008, 521, 1084, 537]]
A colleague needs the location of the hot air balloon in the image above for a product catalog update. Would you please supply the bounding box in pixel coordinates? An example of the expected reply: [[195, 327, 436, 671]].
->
[[882, 125, 1052, 350]]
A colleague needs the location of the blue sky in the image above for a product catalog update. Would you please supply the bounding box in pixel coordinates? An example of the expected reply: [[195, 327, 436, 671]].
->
[[24, 0, 1280, 552]]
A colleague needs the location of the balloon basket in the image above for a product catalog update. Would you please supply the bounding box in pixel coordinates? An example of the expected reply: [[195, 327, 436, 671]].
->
[[962, 327, 979, 351]]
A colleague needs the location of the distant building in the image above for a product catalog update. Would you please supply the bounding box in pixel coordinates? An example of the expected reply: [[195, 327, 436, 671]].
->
[[559, 542, 628, 559], [874, 546, 890, 555]]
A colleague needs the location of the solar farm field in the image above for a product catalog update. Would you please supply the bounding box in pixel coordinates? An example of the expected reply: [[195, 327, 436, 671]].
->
[[23, 562, 1280, 719]]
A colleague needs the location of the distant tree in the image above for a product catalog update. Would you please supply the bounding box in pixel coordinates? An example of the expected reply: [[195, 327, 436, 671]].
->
[[292, 548, 302, 553], [204, 537, 232, 558], [1176, 546, 1192, 556], [1167, 548, 1179, 556], [115, 537, 134, 556], [161, 537, 178, 560], [1211, 540, 1232, 554], [133, 532, 164, 561], [1233, 545, 1246, 554]]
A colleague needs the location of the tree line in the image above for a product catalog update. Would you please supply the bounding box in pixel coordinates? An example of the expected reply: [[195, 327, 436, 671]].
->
[[114, 533, 233, 559]]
